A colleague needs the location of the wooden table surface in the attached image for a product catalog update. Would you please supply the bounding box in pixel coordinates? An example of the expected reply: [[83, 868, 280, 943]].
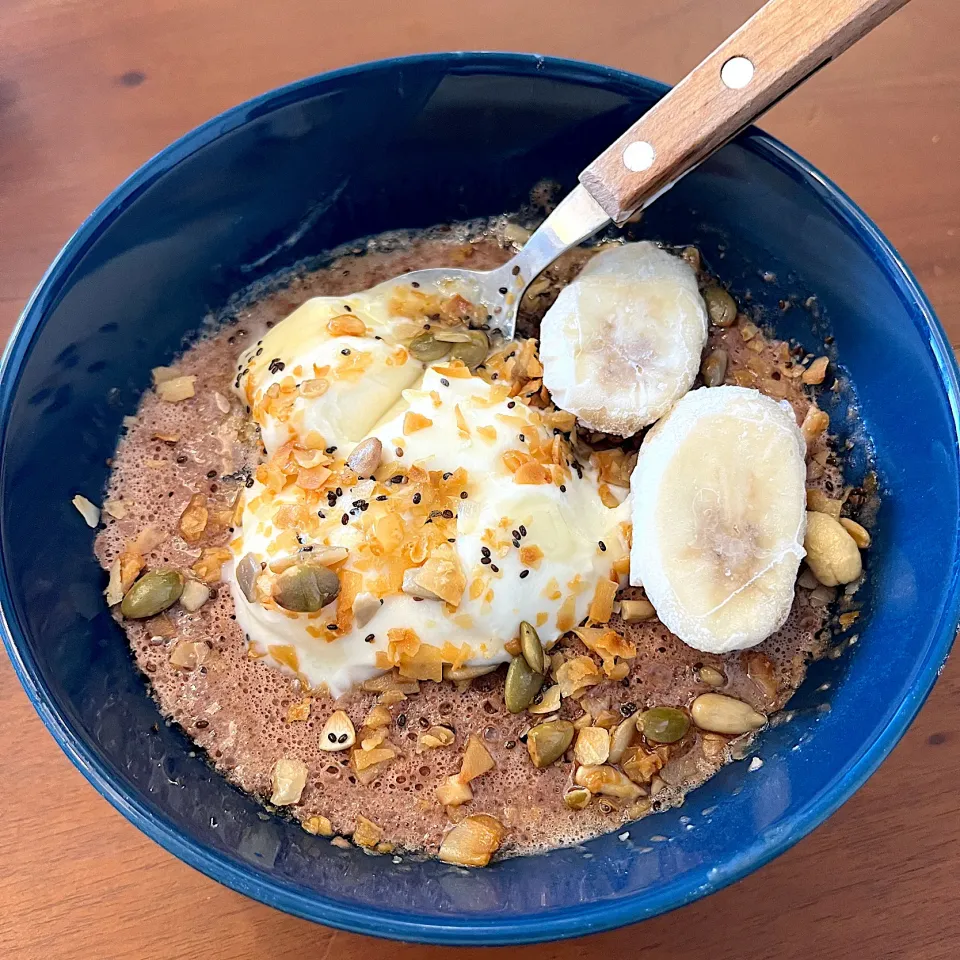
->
[[2, 1, 958, 957]]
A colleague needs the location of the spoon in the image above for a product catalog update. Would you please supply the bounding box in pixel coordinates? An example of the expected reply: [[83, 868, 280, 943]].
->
[[392, 0, 909, 341]]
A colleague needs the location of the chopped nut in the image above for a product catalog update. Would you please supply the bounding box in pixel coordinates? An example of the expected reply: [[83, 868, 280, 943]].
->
[[179, 579, 211, 612], [438, 814, 504, 867], [804, 511, 862, 586], [102, 499, 127, 519], [419, 725, 455, 750], [353, 815, 383, 849], [563, 787, 592, 811], [620, 598, 656, 623], [801, 405, 830, 446], [528, 684, 561, 715], [302, 815, 333, 836], [575, 764, 643, 800], [839, 517, 871, 548], [270, 758, 307, 805], [459, 734, 495, 782], [574, 727, 611, 766], [436, 775, 473, 807], [620, 746, 664, 785], [156, 375, 197, 402], [319, 711, 356, 751], [802, 356, 830, 385], [169, 640, 210, 670], [151, 365, 181, 384], [105, 559, 124, 607], [72, 495, 100, 528], [363, 705, 392, 729]]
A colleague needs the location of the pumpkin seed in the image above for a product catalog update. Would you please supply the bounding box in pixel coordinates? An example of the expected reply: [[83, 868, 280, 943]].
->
[[704, 286, 737, 327], [120, 570, 184, 619], [319, 710, 356, 751], [273, 563, 340, 612], [563, 787, 592, 811], [504, 655, 543, 714], [526, 719, 574, 768], [346, 437, 383, 477], [638, 707, 690, 744], [409, 332, 451, 362], [690, 693, 766, 735], [235, 552, 259, 603], [700, 348, 728, 387], [518, 620, 544, 673], [449, 330, 489, 370]]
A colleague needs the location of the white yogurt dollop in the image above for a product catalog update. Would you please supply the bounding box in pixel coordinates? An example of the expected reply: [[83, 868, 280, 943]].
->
[[229, 288, 630, 695]]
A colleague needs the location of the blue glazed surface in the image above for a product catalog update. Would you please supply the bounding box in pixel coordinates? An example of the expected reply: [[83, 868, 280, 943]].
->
[[1, 53, 958, 945]]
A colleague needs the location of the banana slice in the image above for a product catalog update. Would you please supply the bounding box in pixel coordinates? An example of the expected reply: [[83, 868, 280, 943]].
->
[[540, 241, 708, 437], [630, 386, 807, 653]]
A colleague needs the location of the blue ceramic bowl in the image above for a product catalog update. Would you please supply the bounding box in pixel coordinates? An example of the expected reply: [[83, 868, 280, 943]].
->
[[1, 53, 958, 945]]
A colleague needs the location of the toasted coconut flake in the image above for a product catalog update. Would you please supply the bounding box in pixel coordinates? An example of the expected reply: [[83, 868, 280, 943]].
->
[[556, 656, 602, 699], [403, 554, 465, 607], [72, 495, 100, 528], [403, 411, 433, 435], [328, 314, 367, 337], [519, 544, 544, 568], [513, 461, 551, 485], [587, 579, 618, 624], [286, 698, 312, 723], [363, 705, 392, 729], [178, 493, 209, 543], [192, 547, 232, 583]]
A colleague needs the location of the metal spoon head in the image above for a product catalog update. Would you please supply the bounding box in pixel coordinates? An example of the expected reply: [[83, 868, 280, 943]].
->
[[389, 185, 610, 342]]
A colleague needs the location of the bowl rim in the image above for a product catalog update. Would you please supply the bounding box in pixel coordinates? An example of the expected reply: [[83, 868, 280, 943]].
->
[[2, 51, 958, 945]]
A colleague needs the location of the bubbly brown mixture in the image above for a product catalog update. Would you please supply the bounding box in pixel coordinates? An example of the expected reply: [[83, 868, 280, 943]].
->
[[94, 224, 869, 862]]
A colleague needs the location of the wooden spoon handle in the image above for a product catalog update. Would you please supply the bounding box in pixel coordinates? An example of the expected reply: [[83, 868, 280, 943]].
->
[[579, 0, 910, 223]]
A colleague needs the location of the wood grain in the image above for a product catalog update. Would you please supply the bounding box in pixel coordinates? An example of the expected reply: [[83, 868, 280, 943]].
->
[[1, 1, 958, 958], [581, 0, 911, 222]]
